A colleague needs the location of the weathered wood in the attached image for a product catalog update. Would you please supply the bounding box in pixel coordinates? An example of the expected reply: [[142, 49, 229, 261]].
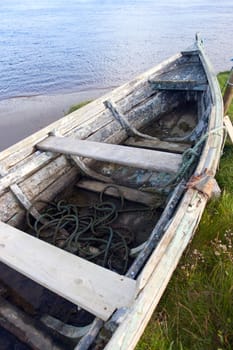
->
[[150, 80, 207, 91], [224, 115, 233, 144], [0, 165, 41, 220], [0, 295, 63, 350], [0, 151, 55, 194], [223, 70, 233, 114], [181, 49, 199, 56], [8, 183, 41, 219], [211, 179, 221, 198], [76, 179, 163, 207], [125, 137, 189, 154], [195, 37, 224, 175], [149, 61, 207, 88], [37, 136, 182, 173], [104, 99, 159, 141], [7, 167, 78, 227], [0, 156, 72, 223], [87, 92, 181, 143], [0, 221, 136, 320]]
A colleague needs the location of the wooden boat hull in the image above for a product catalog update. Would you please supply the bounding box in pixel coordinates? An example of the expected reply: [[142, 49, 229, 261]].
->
[[0, 36, 223, 349]]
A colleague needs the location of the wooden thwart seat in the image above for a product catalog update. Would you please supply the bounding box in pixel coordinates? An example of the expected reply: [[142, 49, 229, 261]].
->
[[149, 61, 208, 91], [37, 136, 182, 173], [149, 79, 207, 91], [0, 221, 136, 321], [224, 116, 233, 144]]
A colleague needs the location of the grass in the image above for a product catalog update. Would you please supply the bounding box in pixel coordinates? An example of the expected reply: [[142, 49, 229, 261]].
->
[[66, 100, 92, 114], [136, 72, 233, 350]]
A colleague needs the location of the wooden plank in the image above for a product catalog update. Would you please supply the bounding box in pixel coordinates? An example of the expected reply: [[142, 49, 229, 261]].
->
[[181, 49, 199, 56], [224, 115, 233, 144], [7, 167, 78, 228], [37, 136, 182, 173], [223, 71, 233, 114], [76, 179, 163, 207], [0, 151, 54, 193], [0, 158, 73, 223], [0, 221, 136, 321], [149, 61, 207, 85], [125, 137, 189, 154], [150, 80, 207, 91], [149, 54, 208, 91]]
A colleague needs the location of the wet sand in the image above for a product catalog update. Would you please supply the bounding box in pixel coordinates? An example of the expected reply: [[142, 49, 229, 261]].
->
[[0, 88, 110, 151]]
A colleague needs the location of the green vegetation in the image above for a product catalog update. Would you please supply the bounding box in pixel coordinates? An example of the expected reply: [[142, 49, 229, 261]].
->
[[137, 72, 233, 350], [66, 100, 92, 114]]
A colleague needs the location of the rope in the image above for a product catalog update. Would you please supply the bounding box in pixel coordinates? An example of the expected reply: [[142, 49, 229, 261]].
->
[[26, 186, 150, 274], [141, 126, 225, 192]]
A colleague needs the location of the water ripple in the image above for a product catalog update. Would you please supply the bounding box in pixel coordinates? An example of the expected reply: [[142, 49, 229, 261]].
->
[[0, 0, 232, 100]]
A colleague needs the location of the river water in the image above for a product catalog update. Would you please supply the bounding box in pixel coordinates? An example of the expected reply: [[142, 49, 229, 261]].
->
[[0, 0, 233, 101]]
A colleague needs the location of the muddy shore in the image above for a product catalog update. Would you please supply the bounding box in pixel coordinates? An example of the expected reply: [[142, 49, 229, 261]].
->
[[0, 88, 110, 151]]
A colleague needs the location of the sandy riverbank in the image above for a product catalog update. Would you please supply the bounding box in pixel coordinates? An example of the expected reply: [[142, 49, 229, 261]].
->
[[0, 88, 111, 151]]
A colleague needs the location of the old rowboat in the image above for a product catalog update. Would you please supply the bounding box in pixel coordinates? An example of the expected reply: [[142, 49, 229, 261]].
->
[[0, 35, 224, 349]]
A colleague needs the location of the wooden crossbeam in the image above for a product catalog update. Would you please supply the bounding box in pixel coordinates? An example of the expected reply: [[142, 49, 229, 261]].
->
[[76, 179, 164, 207], [149, 60, 207, 92], [125, 137, 189, 154], [149, 80, 207, 91], [224, 115, 233, 144], [37, 136, 182, 173], [0, 221, 136, 320]]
